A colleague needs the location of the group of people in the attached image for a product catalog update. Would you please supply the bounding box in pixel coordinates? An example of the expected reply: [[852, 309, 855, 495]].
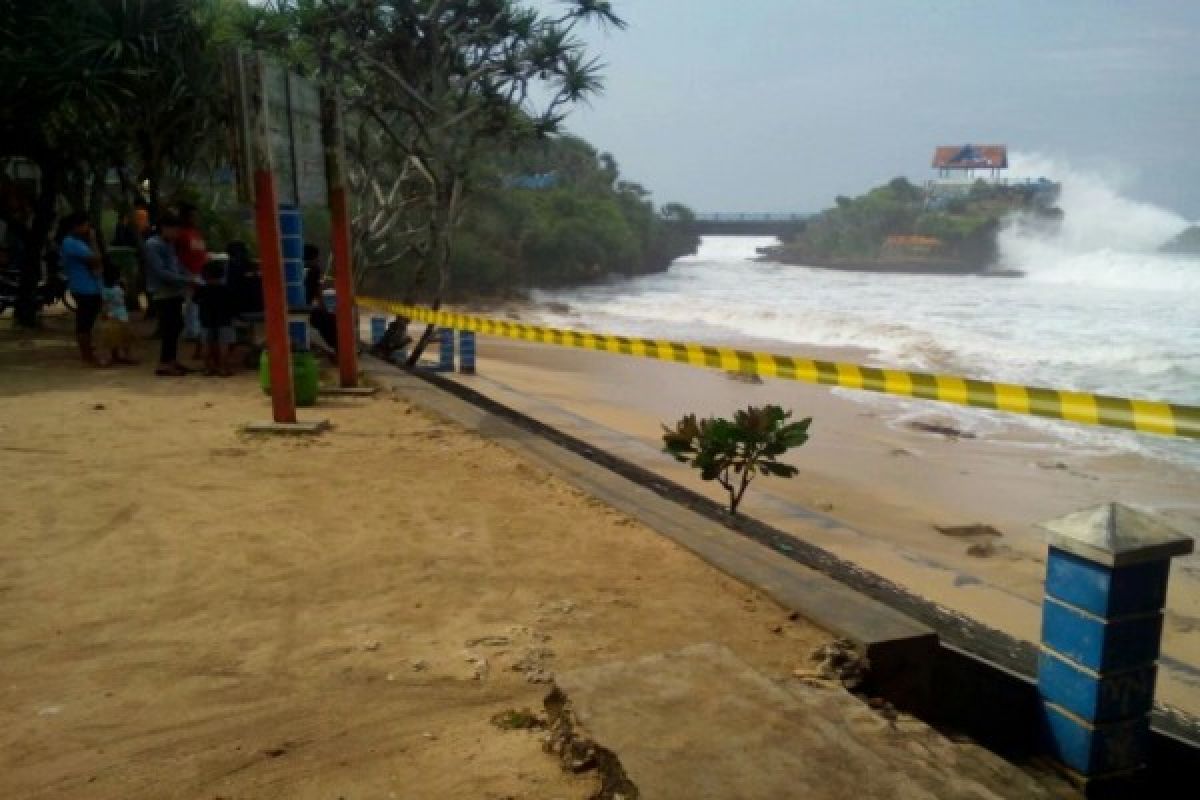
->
[[59, 205, 282, 376], [58, 203, 333, 379]]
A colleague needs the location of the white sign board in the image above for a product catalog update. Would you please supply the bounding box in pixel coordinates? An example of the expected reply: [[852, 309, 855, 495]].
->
[[227, 50, 328, 208]]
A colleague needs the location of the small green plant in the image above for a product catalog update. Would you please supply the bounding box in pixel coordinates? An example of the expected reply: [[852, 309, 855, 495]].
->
[[663, 405, 812, 515], [490, 708, 545, 731]]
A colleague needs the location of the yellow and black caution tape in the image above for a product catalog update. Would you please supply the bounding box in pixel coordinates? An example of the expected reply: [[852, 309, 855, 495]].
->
[[358, 297, 1200, 440]]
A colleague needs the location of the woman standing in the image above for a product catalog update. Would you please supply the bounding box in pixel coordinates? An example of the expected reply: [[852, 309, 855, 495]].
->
[[59, 213, 104, 365]]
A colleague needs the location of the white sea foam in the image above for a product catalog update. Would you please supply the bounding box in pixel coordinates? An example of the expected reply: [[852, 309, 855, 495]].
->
[[533, 159, 1200, 468], [1000, 152, 1199, 293]]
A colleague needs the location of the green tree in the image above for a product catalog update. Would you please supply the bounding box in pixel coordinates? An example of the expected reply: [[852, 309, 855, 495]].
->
[[0, 0, 227, 326], [258, 0, 623, 361], [663, 406, 812, 515]]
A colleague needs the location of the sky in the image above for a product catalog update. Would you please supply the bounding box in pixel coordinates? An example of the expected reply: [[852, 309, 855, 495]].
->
[[530, 0, 1200, 219]]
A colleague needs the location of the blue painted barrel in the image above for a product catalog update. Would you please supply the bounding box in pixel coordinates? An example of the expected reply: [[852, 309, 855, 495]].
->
[[370, 316, 387, 345], [458, 330, 476, 374], [437, 327, 455, 372]]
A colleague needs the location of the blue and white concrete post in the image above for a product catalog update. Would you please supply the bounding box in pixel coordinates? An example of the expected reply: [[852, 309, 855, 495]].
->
[[458, 330, 476, 374], [1037, 502, 1193, 787], [436, 327, 456, 372]]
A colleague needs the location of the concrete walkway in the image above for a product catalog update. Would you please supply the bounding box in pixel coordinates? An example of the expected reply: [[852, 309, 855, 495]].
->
[[555, 643, 1076, 800]]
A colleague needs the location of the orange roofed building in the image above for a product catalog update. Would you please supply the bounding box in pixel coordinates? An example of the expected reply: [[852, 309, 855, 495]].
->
[[932, 144, 1008, 179]]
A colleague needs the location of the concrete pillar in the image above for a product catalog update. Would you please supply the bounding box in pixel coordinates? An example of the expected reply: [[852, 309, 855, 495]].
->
[[458, 330, 476, 374], [436, 327, 455, 372], [1037, 502, 1193, 790]]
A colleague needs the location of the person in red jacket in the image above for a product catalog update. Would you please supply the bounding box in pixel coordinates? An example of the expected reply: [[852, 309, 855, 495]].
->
[[175, 204, 208, 358]]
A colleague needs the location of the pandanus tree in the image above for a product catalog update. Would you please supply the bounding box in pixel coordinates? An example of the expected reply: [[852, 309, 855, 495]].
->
[[0, 0, 130, 325], [0, 0, 225, 326], [262, 0, 624, 362]]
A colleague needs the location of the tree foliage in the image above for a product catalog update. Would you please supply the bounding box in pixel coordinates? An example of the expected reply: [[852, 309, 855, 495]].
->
[[253, 0, 624, 360], [360, 135, 698, 296], [2, 0, 697, 329], [663, 406, 812, 515], [1, 0, 226, 214], [1, 0, 228, 325], [777, 176, 1061, 267]]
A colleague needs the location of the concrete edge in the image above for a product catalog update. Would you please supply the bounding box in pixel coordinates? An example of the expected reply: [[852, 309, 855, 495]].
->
[[318, 386, 380, 396], [242, 419, 331, 434], [364, 361, 936, 707], [358, 357, 1200, 763]]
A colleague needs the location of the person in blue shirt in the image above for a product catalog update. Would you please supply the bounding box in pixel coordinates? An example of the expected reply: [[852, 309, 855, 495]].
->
[[143, 214, 196, 376], [59, 213, 104, 365]]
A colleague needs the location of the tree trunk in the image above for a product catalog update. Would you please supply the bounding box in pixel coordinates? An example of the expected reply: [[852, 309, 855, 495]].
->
[[86, 165, 107, 250], [14, 154, 62, 328], [405, 177, 460, 367], [145, 158, 162, 224]]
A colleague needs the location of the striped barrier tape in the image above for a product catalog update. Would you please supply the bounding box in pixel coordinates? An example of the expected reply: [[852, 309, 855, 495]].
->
[[358, 297, 1200, 440]]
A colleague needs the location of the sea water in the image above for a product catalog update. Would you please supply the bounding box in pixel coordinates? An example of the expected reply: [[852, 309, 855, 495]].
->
[[531, 156, 1200, 469]]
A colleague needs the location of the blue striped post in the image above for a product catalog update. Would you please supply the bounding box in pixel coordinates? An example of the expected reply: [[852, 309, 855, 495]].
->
[[436, 327, 455, 372], [458, 330, 476, 374], [1037, 503, 1193, 790], [278, 205, 306, 310], [370, 316, 387, 346]]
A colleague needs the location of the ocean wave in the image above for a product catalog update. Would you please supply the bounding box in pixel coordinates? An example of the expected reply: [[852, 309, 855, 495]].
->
[[532, 169, 1200, 470], [1000, 152, 1200, 292]]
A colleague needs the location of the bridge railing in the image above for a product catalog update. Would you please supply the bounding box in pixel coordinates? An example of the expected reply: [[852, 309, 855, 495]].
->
[[693, 212, 814, 223]]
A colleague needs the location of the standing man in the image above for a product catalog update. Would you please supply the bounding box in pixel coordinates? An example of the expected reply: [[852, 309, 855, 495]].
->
[[175, 204, 208, 358], [59, 213, 104, 365], [144, 214, 195, 376]]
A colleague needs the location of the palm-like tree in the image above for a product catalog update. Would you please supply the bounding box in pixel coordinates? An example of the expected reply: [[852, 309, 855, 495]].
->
[[257, 0, 624, 360], [1, 0, 225, 326]]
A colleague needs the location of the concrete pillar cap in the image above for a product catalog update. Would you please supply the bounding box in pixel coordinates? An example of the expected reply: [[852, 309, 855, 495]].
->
[[1040, 502, 1193, 567]]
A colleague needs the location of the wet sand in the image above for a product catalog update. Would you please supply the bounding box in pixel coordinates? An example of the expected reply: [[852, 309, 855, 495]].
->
[[443, 333, 1200, 715]]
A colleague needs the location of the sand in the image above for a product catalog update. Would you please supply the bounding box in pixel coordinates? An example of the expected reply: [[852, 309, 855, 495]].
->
[[439, 333, 1200, 716], [0, 313, 833, 799]]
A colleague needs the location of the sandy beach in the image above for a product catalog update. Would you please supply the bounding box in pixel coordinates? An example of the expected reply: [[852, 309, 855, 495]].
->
[[443, 330, 1200, 715], [0, 313, 841, 798]]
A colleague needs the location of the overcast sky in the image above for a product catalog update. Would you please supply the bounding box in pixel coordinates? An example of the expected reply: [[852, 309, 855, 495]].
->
[[533, 0, 1200, 218]]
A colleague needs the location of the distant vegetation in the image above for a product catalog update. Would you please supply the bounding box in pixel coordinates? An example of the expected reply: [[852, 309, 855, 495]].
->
[[363, 135, 699, 299], [1160, 226, 1200, 256], [766, 177, 1062, 271]]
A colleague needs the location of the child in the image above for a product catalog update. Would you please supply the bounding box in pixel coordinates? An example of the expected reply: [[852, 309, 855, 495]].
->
[[194, 259, 236, 376], [99, 268, 136, 366]]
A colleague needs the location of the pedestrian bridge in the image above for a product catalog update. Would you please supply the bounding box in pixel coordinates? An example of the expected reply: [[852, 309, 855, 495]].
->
[[692, 212, 815, 236]]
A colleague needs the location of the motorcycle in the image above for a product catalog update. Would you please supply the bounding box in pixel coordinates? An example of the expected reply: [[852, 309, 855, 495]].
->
[[0, 265, 75, 317]]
